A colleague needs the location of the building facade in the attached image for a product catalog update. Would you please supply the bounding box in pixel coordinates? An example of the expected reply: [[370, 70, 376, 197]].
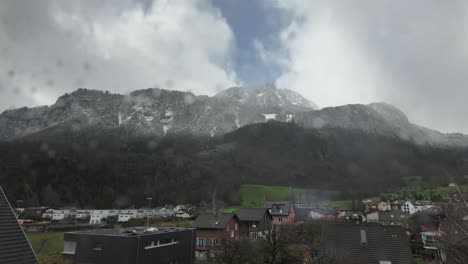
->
[[63, 227, 195, 264]]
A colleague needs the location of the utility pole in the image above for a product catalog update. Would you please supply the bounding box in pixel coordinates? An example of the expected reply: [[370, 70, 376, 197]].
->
[[146, 198, 152, 228]]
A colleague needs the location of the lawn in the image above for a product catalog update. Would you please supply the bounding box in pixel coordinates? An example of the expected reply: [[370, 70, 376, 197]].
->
[[27, 231, 64, 253], [329, 200, 352, 208], [225, 184, 306, 211]]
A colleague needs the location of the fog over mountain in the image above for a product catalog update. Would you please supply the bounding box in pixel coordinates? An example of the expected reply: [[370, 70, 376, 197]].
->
[[1, 86, 467, 148]]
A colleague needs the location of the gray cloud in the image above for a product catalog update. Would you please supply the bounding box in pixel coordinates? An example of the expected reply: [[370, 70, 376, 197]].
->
[[269, 0, 468, 133], [0, 0, 237, 110]]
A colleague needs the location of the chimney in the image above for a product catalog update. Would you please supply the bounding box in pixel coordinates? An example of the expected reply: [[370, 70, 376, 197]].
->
[[360, 227, 367, 244]]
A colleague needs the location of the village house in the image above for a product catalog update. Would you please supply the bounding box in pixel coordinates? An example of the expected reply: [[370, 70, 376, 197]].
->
[[295, 207, 337, 223], [401, 201, 417, 214], [318, 223, 413, 264], [42, 208, 55, 219], [52, 210, 66, 221], [173, 209, 193, 219], [76, 210, 91, 220], [414, 200, 434, 212], [366, 210, 409, 226], [391, 200, 405, 211], [191, 213, 240, 252], [235, 208, 272, 239], [264, 201, 295, 225], [118, 210, 138, 222], [63, 227, 195, 264], [366, 201, 379, 212], [378, 201, 391, 211]]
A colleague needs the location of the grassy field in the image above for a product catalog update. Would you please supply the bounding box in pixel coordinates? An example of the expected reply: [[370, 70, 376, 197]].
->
[[27, 232, 64, 253], [329, 200, 352, 208], [196, 142, 237, 158], [225, 184, 306, 212]]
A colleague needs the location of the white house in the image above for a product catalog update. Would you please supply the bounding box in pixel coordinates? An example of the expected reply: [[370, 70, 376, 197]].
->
[[117, 210, 137, 222], [401, 201, 418, 214], [76, 210, 90, 220], [89, 210, 120, 224], [42, 209, 55, 219], [52, 210, 66, 221], [414, 201, 434, 212]]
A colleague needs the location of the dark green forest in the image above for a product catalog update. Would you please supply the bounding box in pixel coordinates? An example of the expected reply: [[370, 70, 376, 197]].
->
[[1, 122, 467, 208]]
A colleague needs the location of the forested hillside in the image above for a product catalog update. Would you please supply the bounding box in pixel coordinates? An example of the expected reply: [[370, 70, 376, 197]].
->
[[1, 122, 467, 208]]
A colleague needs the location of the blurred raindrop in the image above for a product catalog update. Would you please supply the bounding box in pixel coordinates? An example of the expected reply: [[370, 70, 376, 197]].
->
[[30, 86, 37, 94], [147, 140, 158, 150], [183, 93, 195, 105], [83, 62, 91, 71], [7, 69, 15, 78], [89, 139, 99, 149], [165, 79, 174, 88], [47, 149, 56, 159], [56, 59, 64, 68], [46, 79, 54, 87], [40, 142, 49, 152], [12, 86, 21, 94]]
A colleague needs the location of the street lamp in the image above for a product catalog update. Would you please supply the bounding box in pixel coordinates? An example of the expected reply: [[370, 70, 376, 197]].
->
[[146, 198, 152, 228]]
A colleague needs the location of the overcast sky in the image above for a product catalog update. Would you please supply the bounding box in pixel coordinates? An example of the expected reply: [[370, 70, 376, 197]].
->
[[1, 0, 467, 133]]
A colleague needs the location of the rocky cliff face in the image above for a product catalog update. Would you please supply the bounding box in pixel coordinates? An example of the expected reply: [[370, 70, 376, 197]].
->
[[0, 85, 315, 140], [1, 85, 467, 148]]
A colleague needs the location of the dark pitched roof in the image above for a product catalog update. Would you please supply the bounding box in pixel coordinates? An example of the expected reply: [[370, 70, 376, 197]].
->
[[319, 223, 412, 264], [378, 210, 408, 222], [0, 186, 37, 264], [264, 201, 291, 216], [192, 213, 237, 229], [235, 208, 271, 222], [295, 207, 333, 222]]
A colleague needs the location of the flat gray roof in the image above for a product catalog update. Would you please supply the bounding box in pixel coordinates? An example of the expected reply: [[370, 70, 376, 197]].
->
[[66, 226, 194, 237]]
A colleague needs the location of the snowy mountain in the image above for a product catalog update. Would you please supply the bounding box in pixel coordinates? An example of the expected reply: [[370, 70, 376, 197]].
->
[[0, 85, 467, 148], [0, 85, 314, 140]]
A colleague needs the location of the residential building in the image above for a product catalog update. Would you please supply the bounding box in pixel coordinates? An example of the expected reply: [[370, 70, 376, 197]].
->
[[414, 201, 434, 212], [264, 201, 295, 225], [191, 213, 240, 251], [0, 185, 38, 263], [52, 210, 66, 221], [401, 201, 417, 214], [42, 209, 54, 219], [318, 223, 413, 264], [366, 210, 379, 223], [366, 201, 379, 212], [173, 209, 193, 219], [118, 210, 138, 222], [63, 227, 195, 264], [391, 200, 405, 211], [235, 208, 272, 239], [295, 207, 337, 222], [378, 210, 408, 226], [378, 201, 391, 211]]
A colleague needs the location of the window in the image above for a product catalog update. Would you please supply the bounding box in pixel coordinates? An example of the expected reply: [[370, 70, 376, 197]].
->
[[231, 230, 234, 238], [235, 223, 238, 230], [92, 243, 103, 251], [278, 217, 283, 222], [63, 241, 77, 254]]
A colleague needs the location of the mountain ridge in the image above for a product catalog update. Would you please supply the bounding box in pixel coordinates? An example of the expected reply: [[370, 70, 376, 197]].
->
[[1, 86, 467, 148]]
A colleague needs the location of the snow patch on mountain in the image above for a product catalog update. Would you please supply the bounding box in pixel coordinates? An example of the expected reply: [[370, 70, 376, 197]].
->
[[263, 114, 277, 121]]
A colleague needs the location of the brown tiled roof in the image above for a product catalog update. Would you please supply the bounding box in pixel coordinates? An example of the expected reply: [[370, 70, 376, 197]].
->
[[0, 186, 37, 264], [319, 223, 412, 264]]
